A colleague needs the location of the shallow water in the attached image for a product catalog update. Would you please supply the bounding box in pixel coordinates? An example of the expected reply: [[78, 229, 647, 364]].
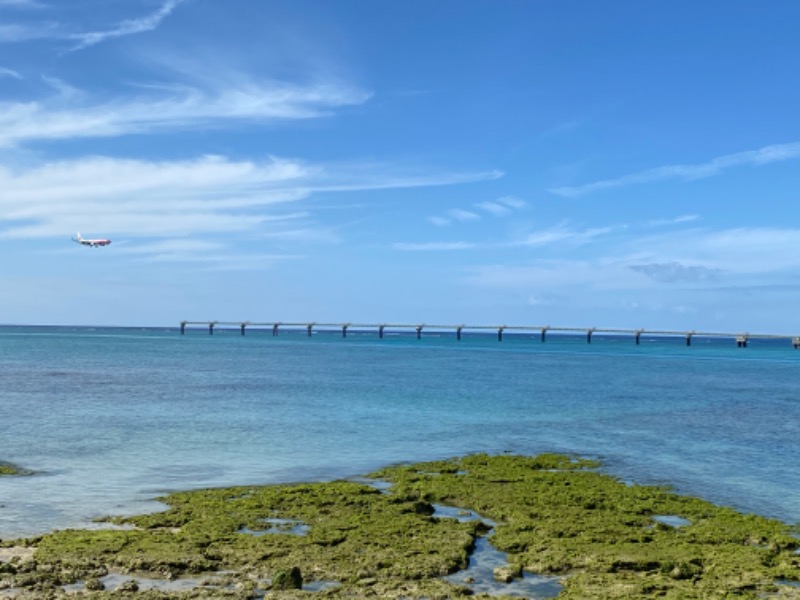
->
[[434, 503, 561, 598], [443, 536, 562, 598], [1, 326, 799, 538]]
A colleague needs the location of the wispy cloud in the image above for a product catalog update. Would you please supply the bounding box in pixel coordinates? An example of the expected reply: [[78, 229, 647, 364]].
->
[[646, 214, 699, 227], [393, 241, 474, 251], [474, 195, 526, 216], [514, 223, 614, 247], [462, 222, 800, 313], [118, 238, 301, 270], [0, 21, 60, 42], [630, 261, 722, 283], [549, 142, 800, 197], [0, 0, 46, 7], [0, 79, 372, 148], [0, 66, 21, 79], [448, 208, 480, 222], [0, 155, 314, 242], [429, 195, 525, 226], [69, 0, 185, 51], [40, 75, 83, 98], [427, 216, 450, 227], [0, 154, 501, 266], [465, 228, 800, 301]]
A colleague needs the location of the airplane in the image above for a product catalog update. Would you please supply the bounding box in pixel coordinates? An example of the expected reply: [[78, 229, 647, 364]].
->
[[72, 232, 112, 247]]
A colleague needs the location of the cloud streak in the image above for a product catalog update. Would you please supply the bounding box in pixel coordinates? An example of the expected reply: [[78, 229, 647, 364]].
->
[[549, 142, 800, 197], [429, 195, 525, 226], [0, 154, 502, 268], [0, 66, 22, 79], [0, 79, 372, 148], [69, 0, 185, 51], [0, 21, 60, 42], [514, 223, 614, 247], [630, 261, 722, 283], [0, 0, 46, 6]]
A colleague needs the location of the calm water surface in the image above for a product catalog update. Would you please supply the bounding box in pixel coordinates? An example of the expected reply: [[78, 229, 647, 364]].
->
[[1, 326, 798, 538]]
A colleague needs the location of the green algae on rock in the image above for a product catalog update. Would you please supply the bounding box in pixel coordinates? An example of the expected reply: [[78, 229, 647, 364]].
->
[[3, 453, 800, 599], [0, 461, 24, 476], [373, 453, 800, 598]]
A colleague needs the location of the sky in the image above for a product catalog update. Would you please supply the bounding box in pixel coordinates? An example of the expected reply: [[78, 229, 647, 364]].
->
[[1, 0, 800, 332]]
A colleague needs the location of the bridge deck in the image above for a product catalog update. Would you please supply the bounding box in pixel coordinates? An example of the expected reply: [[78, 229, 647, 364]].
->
[[179, 320, 800, 347]]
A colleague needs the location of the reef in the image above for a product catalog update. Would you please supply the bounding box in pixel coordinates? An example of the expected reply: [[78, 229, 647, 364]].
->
[[0, 462, 22, 476], [0, 453, 798, 598]]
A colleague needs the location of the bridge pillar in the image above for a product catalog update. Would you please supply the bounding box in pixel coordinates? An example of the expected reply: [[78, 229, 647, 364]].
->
[[456, 326, 463, 341], [497, 326, 505, 342], [208, 322, 215, 335], [736, 335, 748, 348], [416, 325, 423, 340], [272, 323, 279, 337], [240, 323, 246, 336], [379, 325, 385, 339], [180, 321, 186, 335], [541, 327, 549, 343]]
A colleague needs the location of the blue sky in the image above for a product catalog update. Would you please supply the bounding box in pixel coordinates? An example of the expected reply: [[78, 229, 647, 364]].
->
[[2, 0, 800, 332]]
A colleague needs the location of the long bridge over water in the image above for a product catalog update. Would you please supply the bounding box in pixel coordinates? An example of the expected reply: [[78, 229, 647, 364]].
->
[[180, 320, 800, 349]]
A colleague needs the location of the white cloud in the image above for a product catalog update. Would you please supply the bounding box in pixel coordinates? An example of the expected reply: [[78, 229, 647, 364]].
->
[[427, 216, 451, 227], [40, 75, 83, 98], [475, 201, 510, 216], [0, 66, 21, 79], [621, 226, 800, 274], [514, 223, 613, 247], [0, 154, 501, 266], [646, 214, 699, 227], [433, 195, 525, 226], [0, 0, 46, 6], [630, 261, 722, 283], [497, 195, 526, 209], [0, 79, 372, 148], [448, 208, 480, 222], [69, 0, 186, 51], [462, 224, 800, 315], [549, 142, 800, 197], [0, 21, 60, 42], [475, 195, 526, 216]]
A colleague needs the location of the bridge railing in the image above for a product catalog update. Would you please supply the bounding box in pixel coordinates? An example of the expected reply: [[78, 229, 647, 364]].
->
[[178, 320, 800, 348]]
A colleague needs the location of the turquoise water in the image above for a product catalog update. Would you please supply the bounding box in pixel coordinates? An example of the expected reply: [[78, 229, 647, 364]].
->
[[1, 326, 799, 538]]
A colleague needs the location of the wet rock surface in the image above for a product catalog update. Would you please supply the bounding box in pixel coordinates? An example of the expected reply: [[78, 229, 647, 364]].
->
[[0, 452, 798, 598]]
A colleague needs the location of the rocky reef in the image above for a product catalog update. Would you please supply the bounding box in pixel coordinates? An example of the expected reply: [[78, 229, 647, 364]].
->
[[0, 453, 798, 598]]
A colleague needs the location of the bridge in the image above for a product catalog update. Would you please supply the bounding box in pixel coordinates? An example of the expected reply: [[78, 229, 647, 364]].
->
[[179, 321, 800, 349]]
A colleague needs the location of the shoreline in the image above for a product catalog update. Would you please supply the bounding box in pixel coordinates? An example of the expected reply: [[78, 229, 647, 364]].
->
[[4, 452, 800, 541], [2, 453, 798, 598]]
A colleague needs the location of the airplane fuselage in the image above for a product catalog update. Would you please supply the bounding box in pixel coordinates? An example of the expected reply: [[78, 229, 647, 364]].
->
[[73, 233, 111, 247]]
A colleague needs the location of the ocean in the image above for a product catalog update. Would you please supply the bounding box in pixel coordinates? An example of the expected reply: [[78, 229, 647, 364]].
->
[[1, 325, 799, 539]]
